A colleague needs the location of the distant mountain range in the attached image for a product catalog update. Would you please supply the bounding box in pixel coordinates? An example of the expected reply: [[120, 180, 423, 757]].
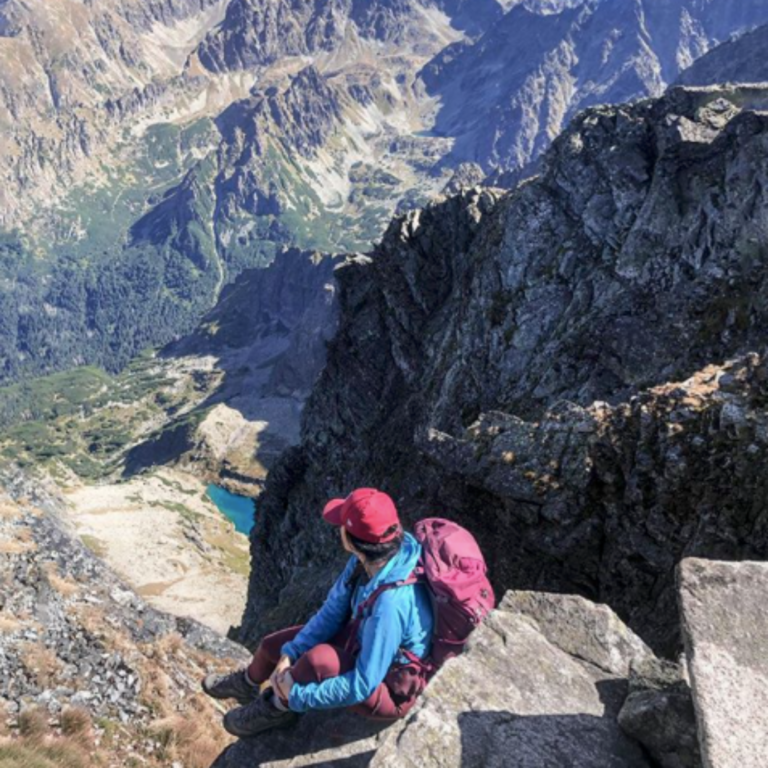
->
[[2, 0, 768, 385], [425, 0, 768, 183]]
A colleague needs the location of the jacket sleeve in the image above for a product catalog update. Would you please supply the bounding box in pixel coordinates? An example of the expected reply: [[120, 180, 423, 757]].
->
[[280, 556, 357, 661], [288, 591, 405, 712]]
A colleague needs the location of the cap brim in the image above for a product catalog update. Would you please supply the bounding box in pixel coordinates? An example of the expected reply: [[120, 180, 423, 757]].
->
[[322, 498, 346, 526]]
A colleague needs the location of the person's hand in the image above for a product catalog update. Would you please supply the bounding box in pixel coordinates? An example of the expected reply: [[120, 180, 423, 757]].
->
[[269, 654, 292, 692], [273, 669, 295, 703]]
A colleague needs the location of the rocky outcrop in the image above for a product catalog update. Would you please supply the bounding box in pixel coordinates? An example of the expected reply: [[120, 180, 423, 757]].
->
[[212, 65, 346, 227], [168, 246, 343, 398], [678, 558, 768, 768], [619, 657, 702, 768], [371, 593, 653, 767], [244, 85, 768, 656], [214, 591, 657, 767], [678, 24, 768, 86]]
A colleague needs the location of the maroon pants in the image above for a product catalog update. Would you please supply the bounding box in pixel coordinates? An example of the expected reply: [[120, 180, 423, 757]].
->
[[247, 625, 426, 720]]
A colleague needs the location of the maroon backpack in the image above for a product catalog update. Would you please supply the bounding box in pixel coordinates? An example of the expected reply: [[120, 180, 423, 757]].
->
[[350, 518, 496, 673]]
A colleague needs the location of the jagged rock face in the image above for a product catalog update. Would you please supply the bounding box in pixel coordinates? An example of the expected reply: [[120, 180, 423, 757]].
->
[[244, 86, 768, 656], [197, 0, 337, 72], [214, 591, 656, 767], [371, 593, 653, 767], [677, 23, 768, 86], [197, 0, 502, 72], [422, 0, 768, 178], [678, 559, 768, 768], [213, 65, 344, 225]]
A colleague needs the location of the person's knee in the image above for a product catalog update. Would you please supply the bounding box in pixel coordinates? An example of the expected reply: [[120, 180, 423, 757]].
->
[[293, 644, 343, 683], [303, 643, 343, 677]]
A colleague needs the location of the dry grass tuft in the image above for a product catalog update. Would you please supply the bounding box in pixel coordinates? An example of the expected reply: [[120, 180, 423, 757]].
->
[[17, 708, 49, 742], [0, 502, 22, 520], [0, 741, 87, 768], [69, 605, 134, 657], [137, 655, 171, 716], [156, 632, 183, 657], [42, 563, 79, 597], [16, 527, 33, 543], [0, 615, 21, 634], [12, 710, 102, 765], [19, 643, 61, 688], [59, 708, 92, 742], [0, 702, 10, 737], [70, 605, 106, 639], [150, 712, 229, 768], [0, 538, 36, 555]]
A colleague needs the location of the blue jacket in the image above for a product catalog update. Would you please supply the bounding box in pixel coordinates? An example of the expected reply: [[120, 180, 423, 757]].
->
[[282, 532, 434, 712]]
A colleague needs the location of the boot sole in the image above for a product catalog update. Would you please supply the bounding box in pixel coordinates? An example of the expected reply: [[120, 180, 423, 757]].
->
[[223, 713, 299, 739]]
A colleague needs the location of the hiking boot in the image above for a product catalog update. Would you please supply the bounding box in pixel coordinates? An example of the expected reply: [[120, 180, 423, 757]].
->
[[223, 689, 299, 738], [202, 668, 259, 705]]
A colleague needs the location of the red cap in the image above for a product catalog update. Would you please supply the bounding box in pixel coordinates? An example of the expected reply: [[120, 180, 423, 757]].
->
[[322, 488, 401, 544]]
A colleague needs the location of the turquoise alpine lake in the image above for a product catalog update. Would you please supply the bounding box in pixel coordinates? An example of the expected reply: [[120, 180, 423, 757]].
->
[[206, 484, 255, 535]]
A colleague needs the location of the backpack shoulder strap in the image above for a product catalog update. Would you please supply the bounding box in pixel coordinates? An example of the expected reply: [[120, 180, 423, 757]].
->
[[344, 570, 423, 655], [354, 573, 421, 619]]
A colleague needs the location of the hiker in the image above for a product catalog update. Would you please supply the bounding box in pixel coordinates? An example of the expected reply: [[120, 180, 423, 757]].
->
[[202, 488, 436, 737]]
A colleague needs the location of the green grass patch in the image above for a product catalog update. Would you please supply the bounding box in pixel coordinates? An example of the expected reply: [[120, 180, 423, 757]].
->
[[81, 535, 108, 558]]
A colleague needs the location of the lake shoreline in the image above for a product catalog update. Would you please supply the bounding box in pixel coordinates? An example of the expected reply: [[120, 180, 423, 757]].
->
[[206, 484, 255, 535]]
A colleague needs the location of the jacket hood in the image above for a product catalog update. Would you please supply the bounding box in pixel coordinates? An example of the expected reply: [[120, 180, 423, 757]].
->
[[364, 531, 421, 593]]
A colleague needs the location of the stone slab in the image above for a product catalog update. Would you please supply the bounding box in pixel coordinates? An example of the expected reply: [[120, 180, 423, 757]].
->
[[678, 558, 768, 768]]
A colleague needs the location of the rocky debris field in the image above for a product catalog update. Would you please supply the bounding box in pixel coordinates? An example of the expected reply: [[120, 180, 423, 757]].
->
[[0, 468, 249, 767]]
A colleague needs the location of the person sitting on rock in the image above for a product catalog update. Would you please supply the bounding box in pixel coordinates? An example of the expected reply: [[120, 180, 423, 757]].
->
[[202, 487, 435, 737]]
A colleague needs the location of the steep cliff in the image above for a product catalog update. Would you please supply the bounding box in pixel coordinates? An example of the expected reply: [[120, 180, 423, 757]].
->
[[124, 247, 343, 485], [243, 85, 768, 657]]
